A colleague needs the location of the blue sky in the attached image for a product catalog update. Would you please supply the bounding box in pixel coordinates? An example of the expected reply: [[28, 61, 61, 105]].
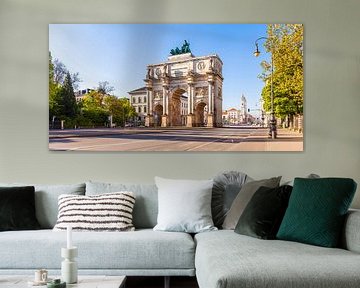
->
[[49, 24, 269, 112]]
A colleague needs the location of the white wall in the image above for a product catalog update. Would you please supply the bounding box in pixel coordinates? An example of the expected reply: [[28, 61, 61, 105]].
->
[[0, 0, 359, 208]]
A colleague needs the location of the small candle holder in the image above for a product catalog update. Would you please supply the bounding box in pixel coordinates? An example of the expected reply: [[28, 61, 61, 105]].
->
[[61, 247, 78, 284]]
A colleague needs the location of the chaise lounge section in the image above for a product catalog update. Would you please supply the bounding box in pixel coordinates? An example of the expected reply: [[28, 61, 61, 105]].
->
[[195, 217, 360, 288]]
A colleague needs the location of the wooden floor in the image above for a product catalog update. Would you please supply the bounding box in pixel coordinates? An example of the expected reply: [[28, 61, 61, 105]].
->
[[126, 276, 199, 288]]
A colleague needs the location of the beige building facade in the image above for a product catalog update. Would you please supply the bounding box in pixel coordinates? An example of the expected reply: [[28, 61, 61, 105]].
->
[[128, 87, 147, 124]]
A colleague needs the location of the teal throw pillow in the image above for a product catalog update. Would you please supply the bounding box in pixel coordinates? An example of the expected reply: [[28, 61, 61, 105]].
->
[[277, 178, 357, 247]]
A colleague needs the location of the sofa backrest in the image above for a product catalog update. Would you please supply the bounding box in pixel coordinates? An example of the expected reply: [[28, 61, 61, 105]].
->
[[0, 182, 86, 228], [86, 181, 158, 229]]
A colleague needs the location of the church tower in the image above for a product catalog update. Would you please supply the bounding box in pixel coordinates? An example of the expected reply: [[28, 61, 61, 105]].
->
[[239, 94, 247, 124]]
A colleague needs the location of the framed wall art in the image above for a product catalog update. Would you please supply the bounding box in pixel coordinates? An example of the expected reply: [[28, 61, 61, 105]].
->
[[49, 24, 303, 152]]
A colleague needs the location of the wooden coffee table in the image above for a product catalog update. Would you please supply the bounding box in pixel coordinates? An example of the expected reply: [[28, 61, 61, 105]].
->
[[0, 275, 126, 288]]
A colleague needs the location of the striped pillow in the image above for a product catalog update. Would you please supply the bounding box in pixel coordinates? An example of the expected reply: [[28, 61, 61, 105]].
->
[[53, 192, 136, 231]]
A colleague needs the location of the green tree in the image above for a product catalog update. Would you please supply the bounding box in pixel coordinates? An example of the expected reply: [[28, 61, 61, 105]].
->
[[60, 72, 78, 118], [53, 58, 67, 85], [80, 82, 136, 127], [49, 52, 81, 126], [103, 96, 136, 127], [97, 81, 114, 95], [121, 98, 137, 124], [81, 90, 109, 126], [259, 24, 303, 121], [53, 58, 81, 90], [49, 52, 63, 121], [82, 90, 106, 108]]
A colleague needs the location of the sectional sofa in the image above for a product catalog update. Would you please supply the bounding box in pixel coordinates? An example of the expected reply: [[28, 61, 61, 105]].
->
[[0, 179, 360, 288]]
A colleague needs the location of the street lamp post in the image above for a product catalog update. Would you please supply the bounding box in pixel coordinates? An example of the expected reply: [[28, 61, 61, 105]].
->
[[254, 37, 277, 139]]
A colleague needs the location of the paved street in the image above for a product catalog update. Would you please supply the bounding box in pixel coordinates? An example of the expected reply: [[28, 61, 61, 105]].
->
[[49, 127, 303, 152]]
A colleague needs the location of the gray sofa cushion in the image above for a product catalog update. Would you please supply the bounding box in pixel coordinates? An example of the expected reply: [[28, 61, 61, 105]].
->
[[342, 209, 360, 253], [195, 230, 360, 288], [234, 185, 292, 240], [222, 176, 281, 230], [212, 171, 250, 228], [85, 181, 158, 229], [0, 229, 195, 271], [154, 177, 216, 233], [0, 183, 85, 228]]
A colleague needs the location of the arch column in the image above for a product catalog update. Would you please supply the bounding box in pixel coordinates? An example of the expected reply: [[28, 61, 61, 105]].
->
[[216, 85, 223, 127], [207, 73, 215, 127], [161, 84, 169, 127], [145, 79, 154, 127], [186, 83, 195, 127], [186, 73, 195, 127], [187, 84, 192, 115]]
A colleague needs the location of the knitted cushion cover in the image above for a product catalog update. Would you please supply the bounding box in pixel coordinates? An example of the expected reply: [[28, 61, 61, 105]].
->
[[277, 178, 357, 247]]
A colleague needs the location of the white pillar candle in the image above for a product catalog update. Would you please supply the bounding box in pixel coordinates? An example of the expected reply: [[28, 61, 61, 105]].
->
[[67, 225, 72, 249]]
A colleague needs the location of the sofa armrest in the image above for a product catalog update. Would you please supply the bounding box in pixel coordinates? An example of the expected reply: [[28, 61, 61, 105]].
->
[[342, 209, 360, 253]]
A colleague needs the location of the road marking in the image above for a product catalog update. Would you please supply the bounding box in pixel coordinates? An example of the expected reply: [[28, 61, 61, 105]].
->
[[185, 137, 226, 151], [62, 139, 147, 151], [125, 137, 187, 151]]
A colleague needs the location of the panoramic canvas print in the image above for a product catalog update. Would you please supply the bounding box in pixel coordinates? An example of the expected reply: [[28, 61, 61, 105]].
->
[[49, 24, 303, 151]]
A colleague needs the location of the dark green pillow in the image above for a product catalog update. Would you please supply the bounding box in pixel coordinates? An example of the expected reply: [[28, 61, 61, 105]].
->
[[277, 178, 357, 247], [0, 186, 41, 231], [234, 185, 292, 239]]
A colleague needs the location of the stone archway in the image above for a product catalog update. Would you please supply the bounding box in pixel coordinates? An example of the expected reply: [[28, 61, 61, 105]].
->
[[169, 88, 185, 126], [154, 104, 163, 126], [195, 102, 207, 127]]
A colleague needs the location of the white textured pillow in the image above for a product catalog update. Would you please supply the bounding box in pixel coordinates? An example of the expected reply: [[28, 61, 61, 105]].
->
[[53, 192, 135, 231], [154, 177, 217, 233]]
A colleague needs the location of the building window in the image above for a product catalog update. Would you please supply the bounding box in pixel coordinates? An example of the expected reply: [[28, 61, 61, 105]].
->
[[144, 106, 147, 113], [138, 97, 141, 103], [144, 97, 146, 103]]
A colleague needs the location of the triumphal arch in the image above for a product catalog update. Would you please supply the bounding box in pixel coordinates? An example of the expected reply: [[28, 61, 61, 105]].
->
[[144, 41, 223, 128]]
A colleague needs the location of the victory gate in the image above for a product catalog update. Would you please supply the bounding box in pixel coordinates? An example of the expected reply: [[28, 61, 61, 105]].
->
[[144, 42, 223, 128]]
